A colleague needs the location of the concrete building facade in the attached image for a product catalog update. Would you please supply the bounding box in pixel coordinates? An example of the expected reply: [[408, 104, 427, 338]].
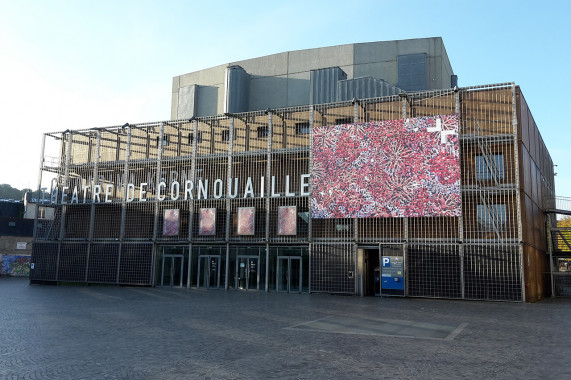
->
[[172, 37, 454, 118]]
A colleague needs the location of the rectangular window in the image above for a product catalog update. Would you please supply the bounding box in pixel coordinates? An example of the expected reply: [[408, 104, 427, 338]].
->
[[295, 122, 310, 135], [335, 117, 353, 125], [257, 127, 269, 138], [475, 154, 505, 180], [477, 204, 506, 232], [221, 129, 235, 142], [397, 53, 427, 91], [188, 132, 203, 144], [156, 135, 169, 147]]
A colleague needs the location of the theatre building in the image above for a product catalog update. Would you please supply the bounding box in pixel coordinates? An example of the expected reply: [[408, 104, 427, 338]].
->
[[30, 38, 555, 302]]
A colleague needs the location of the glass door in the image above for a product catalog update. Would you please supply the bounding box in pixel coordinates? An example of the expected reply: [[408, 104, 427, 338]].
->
[[197, 255, 221, 289], [157, 245, 189, 288], [236, 256, 259, 290], [277, 256, 302, 293], [161, 255, 184, 287]]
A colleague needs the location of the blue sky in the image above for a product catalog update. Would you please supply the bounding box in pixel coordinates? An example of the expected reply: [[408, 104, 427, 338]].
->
[[0, 0, 569, 197]]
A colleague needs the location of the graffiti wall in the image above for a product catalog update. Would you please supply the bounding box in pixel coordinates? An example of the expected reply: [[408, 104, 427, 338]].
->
[[1, 255, 31, 276]]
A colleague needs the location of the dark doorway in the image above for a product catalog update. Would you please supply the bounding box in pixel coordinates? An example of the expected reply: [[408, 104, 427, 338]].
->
[[362, 248, 380, 296]]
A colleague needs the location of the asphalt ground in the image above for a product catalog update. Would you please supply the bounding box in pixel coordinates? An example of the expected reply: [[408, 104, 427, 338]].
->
[[1, 277, 570, 379]]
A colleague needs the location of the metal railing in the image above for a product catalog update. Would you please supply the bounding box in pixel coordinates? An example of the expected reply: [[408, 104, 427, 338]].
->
[[544, 196, 571, 214]]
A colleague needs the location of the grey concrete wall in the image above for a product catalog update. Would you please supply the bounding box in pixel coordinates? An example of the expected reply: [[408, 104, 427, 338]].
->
[[0, 236, 33, 256], [171, 38, 454, 119]]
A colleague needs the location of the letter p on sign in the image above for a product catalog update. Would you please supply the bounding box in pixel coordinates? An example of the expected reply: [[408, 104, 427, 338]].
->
[[382, 257, 390, 267]]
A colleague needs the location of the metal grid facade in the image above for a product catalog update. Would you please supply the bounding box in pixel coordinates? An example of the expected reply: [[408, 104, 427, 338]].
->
[[30, 83, 555, 302]]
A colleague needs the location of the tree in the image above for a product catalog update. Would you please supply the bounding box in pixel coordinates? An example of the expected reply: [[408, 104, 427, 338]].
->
[[557, 216, 571, 252], [559, 216, 571, 228], [0, 184, 28, 200]]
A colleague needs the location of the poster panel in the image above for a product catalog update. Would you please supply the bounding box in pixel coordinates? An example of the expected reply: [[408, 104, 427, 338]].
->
[[237, 207, 255, 235], [162, 209, 180, 236], [278, 206, 297, 235], [311, 114, 461, 218], [199, 208, 216, 235]]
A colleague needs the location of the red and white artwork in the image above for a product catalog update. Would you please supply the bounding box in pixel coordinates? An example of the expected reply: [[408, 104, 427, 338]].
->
[[311, 114, 461, 218], [199, 208, 216, 235], [278, 206, 297, 235], [237, 207, 255, 235], [162, 209, 180, 236]]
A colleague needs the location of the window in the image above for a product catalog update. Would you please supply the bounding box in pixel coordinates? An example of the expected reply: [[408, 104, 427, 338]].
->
[[156, 135, 169, 147], [475, 154, 505, 180], [38, 207, 46, 219], [397, 53, 427, 91], [188, 132, 203, 144], [477, 204, 506, 232], [295, 122, 310, 135], [221, 129, 236, 142], [257, 127, 269, 138], [335, 117, 353, 125]]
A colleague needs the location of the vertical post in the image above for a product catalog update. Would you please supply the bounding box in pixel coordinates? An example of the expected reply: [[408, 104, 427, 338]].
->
[[511, 84, 525, 302], [353, 101, 359, 294], [119, 126, 132, 240], [112, 126, 131, 285], [55, 131, 73, 281], [265, 112, 272, 292], [225, 117, 234, 290], [58, 131, 73, 240], [89, 130, 101, 243], [33, 134, 46, 241], [188, 119, 199, 288], [151, 123, 165, 286], [546, 213, 555, 297], [456, 89, 465, 299], [401, 97, 409, 296], [308, 106, 314, 294]]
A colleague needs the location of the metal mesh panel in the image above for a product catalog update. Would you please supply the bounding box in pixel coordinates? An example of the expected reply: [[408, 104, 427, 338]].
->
[[30, 242, 58, 281], [310, 243, 355, 294], [357, 217, 404, 243], [271, 107, 311, 150], [33, 83, 540, 298], [35, 206, 61, 241], [124, 203, 154, 239], [463, 244, 522, 301], [87, 243, 120, 283], [92, 204, 122, 239], [63, 205, 91, 239], [58, 243, 88, 282], [409, 217, 459, 241], [118, 243, 153, 285], [407, 244, 462, 299], [553, 274, 571, 296]]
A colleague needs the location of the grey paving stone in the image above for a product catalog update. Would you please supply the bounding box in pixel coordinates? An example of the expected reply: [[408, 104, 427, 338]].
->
[[0, 277, 570, 379]]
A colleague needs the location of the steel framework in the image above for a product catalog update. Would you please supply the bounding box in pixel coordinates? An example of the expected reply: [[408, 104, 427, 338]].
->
[[30, 83, 555, 302]]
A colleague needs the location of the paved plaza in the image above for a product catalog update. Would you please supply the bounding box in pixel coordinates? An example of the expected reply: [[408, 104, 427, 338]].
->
[[1, 277, 570, 379]]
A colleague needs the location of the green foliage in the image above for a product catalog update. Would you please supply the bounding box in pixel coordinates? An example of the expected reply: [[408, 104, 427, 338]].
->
[[559, 216, 571, 228], [0, 184, 30, 200], [557, 216, 571, 252], [0, 184, 47, 201]]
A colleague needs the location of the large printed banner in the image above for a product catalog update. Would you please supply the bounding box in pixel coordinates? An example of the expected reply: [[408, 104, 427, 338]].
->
[[311, 115, 461, 218]]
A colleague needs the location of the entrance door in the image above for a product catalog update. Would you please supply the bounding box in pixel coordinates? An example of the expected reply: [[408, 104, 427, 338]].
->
[[277, 256, 302, 293], [359, 248, 380, 296], [161, 254, 184, 287], [236, 256, 259, 290], [197, 255, 221, 289]]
